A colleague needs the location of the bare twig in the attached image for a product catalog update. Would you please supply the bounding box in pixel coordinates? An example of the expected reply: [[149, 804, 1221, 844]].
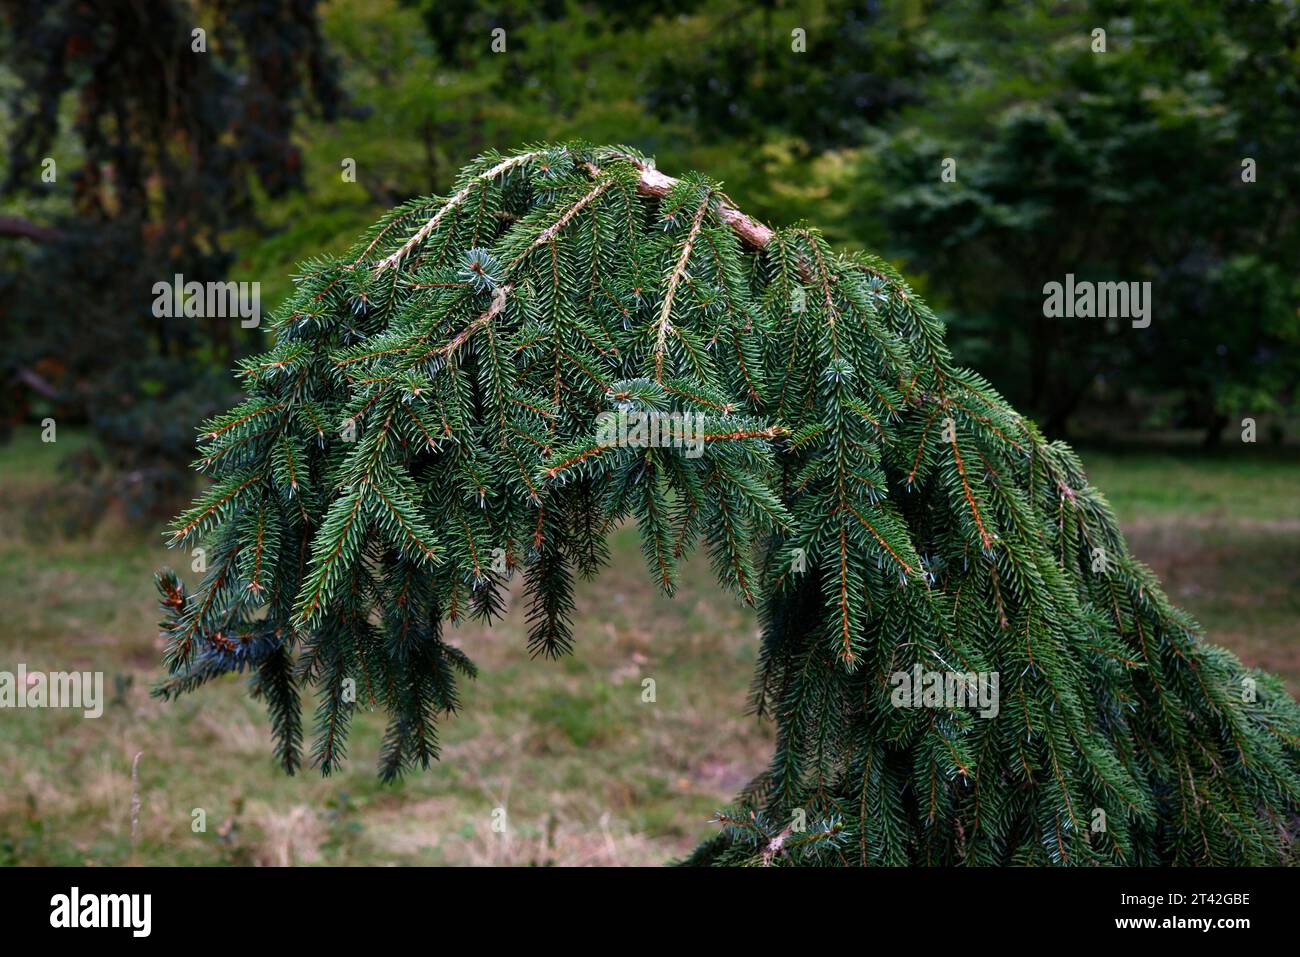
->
[[130, 751, 143, 844], [625, 160, 775, 249], [0, 216, 64, 243]]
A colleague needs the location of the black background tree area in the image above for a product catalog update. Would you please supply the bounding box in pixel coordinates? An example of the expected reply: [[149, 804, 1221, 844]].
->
[[0, 0, 338, 517]]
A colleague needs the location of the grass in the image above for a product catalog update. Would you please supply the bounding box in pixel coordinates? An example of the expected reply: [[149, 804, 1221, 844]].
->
[[0, 429, 770, 866], [1082, 447, 1300, 696], [0, 430, 1295, 865], [1080, 446, 1300, 523]]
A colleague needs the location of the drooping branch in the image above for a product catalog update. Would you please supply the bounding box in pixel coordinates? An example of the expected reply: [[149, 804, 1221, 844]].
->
[[154, 143, 1300, 864]]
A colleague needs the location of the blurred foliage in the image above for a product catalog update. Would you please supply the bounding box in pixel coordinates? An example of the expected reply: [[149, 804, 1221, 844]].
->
[[1, 0, 1295, 524], [0, 0, 338, 514], [855, 0, 1300, 440]]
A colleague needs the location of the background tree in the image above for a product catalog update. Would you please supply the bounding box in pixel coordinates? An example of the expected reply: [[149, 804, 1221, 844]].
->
[[0, 0, 338, 512], [11, 0, 1292, 468], [855, 0, 1300, 440]]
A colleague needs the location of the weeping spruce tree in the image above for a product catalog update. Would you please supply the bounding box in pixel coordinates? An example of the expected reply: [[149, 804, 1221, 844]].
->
[[155, 143, 1300, 866]]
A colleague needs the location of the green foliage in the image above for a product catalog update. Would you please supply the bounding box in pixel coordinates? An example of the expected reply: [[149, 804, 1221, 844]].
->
[[856, 0, 1300, 437], [156, 143, 1300, 865]]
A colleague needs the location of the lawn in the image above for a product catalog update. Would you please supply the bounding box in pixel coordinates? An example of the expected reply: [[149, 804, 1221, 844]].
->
[[0, 431, 1295, 865]]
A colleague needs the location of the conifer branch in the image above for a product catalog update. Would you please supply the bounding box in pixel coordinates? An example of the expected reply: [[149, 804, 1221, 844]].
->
[[372, 150, 543, 274], [153, 142, 1300, 866], [654, 193, 711, 381]]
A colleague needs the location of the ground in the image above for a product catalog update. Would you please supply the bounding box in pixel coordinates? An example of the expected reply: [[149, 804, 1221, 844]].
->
[[0, 430, 1295, 865]]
